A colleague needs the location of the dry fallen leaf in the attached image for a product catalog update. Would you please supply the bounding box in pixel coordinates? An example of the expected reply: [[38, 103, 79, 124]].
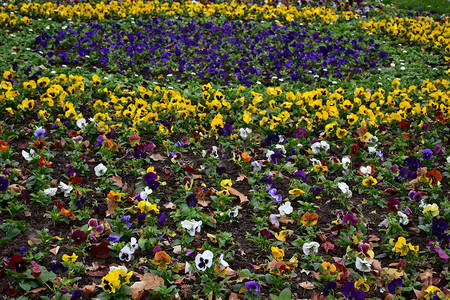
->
[[51, 138, 66, 148], [88, 242, 110, 259], [413, 288, 426, 299], [86, 264, 109, 277], [25, 287, 46, 294], [130, 273, 164, 300], [163, 202, 177, 210], [192, 174, 203, 179], [109, 175, 124, 188], [150, 153, 165, 161], [82, 283, 97, 296], [299, 281, 315, 290], [357, 123, 367, 137], [106, 198, 119, 216], [198, 199, 211, 207], [236, 173, 247, 181], [9, 184, 25, 193], [50, 246, 60, 256], [224, 186, 248, 203]]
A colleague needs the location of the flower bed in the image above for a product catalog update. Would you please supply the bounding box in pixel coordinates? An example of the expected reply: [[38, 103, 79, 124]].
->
[[0, 0, 449, 299]]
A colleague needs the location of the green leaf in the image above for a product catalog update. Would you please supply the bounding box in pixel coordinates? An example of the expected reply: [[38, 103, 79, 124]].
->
[[18, 282, 31, 292]]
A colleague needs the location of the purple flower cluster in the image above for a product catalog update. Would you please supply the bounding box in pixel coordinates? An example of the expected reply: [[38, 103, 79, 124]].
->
[[35, 19, 388, 86]]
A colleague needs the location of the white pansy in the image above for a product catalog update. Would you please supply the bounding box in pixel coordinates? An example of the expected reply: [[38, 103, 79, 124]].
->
[[43, 188, 58, 196], [239, 128, 252, 139], [337, 182, 352, 197], [266, 150, 275, 160], [218, 254, 229, 270], [355, 257, 373, 272], [181, 220, 202, 236], [302, 242, 320, 255], [278, 201, 293, 215], [195, 250, 213, 271], [94, 163, 107, 176], [59, 181, 73, 197], [22, 149, 36, 162], [311, 141, 329, 154], [229, 207, 239, 217], [342, 156, 351, 170], [398, 211, 409, 225], [130, 237, 138, 251], [368, 146, 377, 154], [76, 117, 87, 130], [119, 245, 134, 262], [359, 165, 372, 176], [275, 144, 286, 154], [211, 146, 219, 158], [140, 186, 152, 200], [310, 158, 322, 166]]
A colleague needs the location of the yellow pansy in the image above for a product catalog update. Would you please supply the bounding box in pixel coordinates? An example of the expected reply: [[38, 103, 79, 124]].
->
[[137, 201, 159, 214], [271, 247, 285, 261], [62, 253, 78, 264], [362, 176, 377, 186], [289, 189, 305, 197]]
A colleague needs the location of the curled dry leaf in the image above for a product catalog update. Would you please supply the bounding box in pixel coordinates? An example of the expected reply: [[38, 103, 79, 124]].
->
[[106, 198, 119, 216], [163, 202, 177, 210], [49, 246, 60, 256], [25, 287, 46, 295], [130, 273, 164, 300], [236, 173, 247, 181], [150, 153, 165, 161], [109, 175, 123, 188], [9, 184, 25, 193], [51, 138, 66, 148], [82, 283, 97, 296], [299, 281, 315, 290], [321, 241, 336, 253], [224, 186, 248, 203], [88, 241, 110, 259]]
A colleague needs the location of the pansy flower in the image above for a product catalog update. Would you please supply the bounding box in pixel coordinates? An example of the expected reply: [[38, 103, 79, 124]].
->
[[94, 163, 107, 176], [195, 250, 213, 271], [0, 177, 9, 192], [33, 127, 46, 139], [245, 280, 261, 296], [302, 242, 320, 255], [342, 282, 365, 300], [421, 148, 433, 160], [119, 245, 134, 262], [432, 217, 448, 237], [426, 168, 442, 186], [181, 220, 202, 236], [154, 251, 172, 269], [71, 229, 86, 245], [355, 257, 372, 272], [50, 260, 68, 274], [301, 212, 319, 227], [186, 193, 198, 207], [388, 278, 403, 294], [9, 255, 27, 273], [62, 253, 78, 264]]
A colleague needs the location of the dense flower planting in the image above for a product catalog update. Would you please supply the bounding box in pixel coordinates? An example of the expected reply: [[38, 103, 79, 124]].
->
[[34, 19, 389, 85], [0, 0, 449, 299]]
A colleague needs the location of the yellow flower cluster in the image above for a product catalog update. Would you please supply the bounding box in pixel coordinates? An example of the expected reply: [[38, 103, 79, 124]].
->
[[2, 0, 349, 27], [392, 236, 419, 256], [360, 16, 450, 58], [101, 267, 133, 294], [2, 70, 450, 140]]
